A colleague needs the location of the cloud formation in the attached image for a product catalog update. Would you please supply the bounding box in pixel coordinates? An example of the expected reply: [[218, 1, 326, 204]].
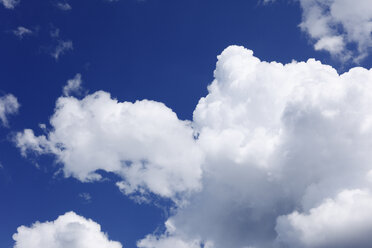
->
[[15, 45, 372, 247], [276, 189, 372, 248], [56, 2, 71, 11], [0, 0, 19, 9], [0, 94, 19, 126], [52, 40, 73, 60], [13, 27, 33, 39], [13, 211, 122, 248], [297, 0, 372, 61], [15, 91, 203, 200], [63, 73, 82, 96]]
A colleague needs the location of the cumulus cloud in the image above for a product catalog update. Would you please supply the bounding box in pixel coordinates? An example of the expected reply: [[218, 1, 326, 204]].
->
[[296, 0, 372, 61], [63, 73, 83, 96], [15, 46, 372, 247], [276, 189, 372, 248], [13, 211, 122, 248], [15, 91, 203, 200], [138, 46, 372, 248], [0, 0, 19, 9], [13, 27, 33, 39], [0, 94, 20, 126]]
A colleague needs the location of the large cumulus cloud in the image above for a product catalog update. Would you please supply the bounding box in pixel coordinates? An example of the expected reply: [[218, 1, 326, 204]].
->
[[13, 211, 122, 248], [15, 46, 372, 247]]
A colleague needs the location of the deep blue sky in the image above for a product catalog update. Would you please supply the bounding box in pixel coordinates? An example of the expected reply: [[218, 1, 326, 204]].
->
[[1, 0, 372, 247]]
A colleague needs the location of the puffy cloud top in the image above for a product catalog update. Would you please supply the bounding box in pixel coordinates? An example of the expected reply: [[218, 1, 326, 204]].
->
[[13, 211, 122, 248], [16, 91, 203, 200], [15, 46, 372, 247]]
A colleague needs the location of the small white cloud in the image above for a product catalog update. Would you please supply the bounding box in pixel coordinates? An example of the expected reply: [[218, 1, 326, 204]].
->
[[50, 27, 60, 38], [51, 40, 73, 60], [0, 0, 19, 9], [38, 123, 46, 130], [297, 0, 372, 61], [12, 211, 122, 248], [56, 2, 71, 11], [13, 27, 33, 39], [0, 94, 20, 127], [63, 73, 82, 96], [79, 192, 92, 202]]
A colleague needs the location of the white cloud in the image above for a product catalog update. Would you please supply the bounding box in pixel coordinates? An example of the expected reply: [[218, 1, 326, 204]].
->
[[50, 27, 60, 38], [13, 211, 122, 248], [138, 46, 372, 248], [52, 40, 73, 60], [0, 94, 20, 126], [56, 2, 71, 11], [79, 192, 92, 202], [63, 73, 82, 96], [297, 0, 372, 61], [276, 189, 372, 248], [16, 46, 372, 247], [0, 0, 19, 9], [13, 27, 33, 39], [15, 91, 203, 200]]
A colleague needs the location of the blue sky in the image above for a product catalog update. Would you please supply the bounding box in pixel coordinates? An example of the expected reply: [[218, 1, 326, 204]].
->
[[3, 0, 372, 248]]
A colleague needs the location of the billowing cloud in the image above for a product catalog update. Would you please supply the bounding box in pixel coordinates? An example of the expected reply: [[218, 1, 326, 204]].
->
[[0, 93, 20, 126], [276, 189, 372, 248], [15, 46, 372, 247], [13, 211, 122, 248], [138, 46, 372, 248], [63, 73, 82, 96], [13, 27, 33, 39], [0, 0, 19, 9], [15, 91, 203, 200], [297, 0, 372, 61]]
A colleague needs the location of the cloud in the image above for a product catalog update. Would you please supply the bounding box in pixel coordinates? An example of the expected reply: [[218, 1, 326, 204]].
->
[[15, 91, 203, 201], [13, 27, 33, 39], [0, 0, 19, 9], [0, 94, 20, 126], [51, 40, 73, 60], [137, 46, 372, 248], [12, 211, 122, 248], [63, 73, 82, 96], [79, 192, 92, 202], [296, 0, 372, 61], [56, 2, 71, 11], [276, 189, 372, 248], [15, 45, 372, 247]]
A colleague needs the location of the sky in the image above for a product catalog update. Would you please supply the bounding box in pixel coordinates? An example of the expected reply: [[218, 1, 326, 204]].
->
[[2, 0, 372, 247]]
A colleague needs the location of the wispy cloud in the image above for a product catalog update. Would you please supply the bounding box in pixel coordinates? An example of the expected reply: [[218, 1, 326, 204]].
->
[[0, 0, 19, 9], [51, 40, 73, 60], [56, 2, 71, 11], [79, 192, 92, 203], [0, 94, 20, 127], [63, 73, 83, 96], [13, 26, 33, 39]]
